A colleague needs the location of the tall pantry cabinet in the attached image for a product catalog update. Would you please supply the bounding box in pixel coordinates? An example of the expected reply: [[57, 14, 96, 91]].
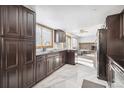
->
[[0, 6, 36, 88]]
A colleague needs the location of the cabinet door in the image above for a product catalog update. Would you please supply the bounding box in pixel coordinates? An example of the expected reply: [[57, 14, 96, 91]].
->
[[59, 56, 63, 67], [0, 6, 3, 36], [22, 8, 35, 39], [22, 40, 35, 88], [4, 6, 19, 37], [36, 57, 46, 82], [106, 14, 120, 39], [46, 57, 54, 75], [54, 55, 60, 69], [0, 37, 2, 87], [2, 38, 20, 88], [54, 30, 59, 42], [120, 12, 124, 39], [62, 52, 66, 65], [62, 32, 66, 42], [67, 50, 75, 65]]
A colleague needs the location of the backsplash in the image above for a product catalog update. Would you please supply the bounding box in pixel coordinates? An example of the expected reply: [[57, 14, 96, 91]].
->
[[36, 42, 66, 55]]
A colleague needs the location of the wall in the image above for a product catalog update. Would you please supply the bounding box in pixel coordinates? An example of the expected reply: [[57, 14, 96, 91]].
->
[[78, 35, 96, 43], [79, 43, 96, 50], [78, 24, 104, 43]]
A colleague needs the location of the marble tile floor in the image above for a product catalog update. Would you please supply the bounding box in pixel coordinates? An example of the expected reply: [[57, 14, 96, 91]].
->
[[75, 53, 96, 68], [33, 64, 108, 88]]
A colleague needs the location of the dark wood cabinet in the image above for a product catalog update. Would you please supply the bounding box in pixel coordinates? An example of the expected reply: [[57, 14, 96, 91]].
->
[[66, 50, 75, 65], [22, 63, 35, 88], [54, 29, 66, 43], [18, 6, 35, 39], [120, 11, 124, 39], [46, 55, 55, 75], [54, 54, 60, 70], [106, 9, 124, 86], [2, 38, 20, 88], [61, 31, 66, 42], [106, 11, 124, 40], [21, 8, 35, 39], [35, 51, 67, 83], [62, 51, 66, 65], [59, 56, 63, 67], [0, 5, 36, 88], [3, 6, 20, 38], [36, 55, 46, 82], [0, 37, 2, 88], [106, 11, 124, 59], [0, 6, 3, 36], [106, 14, 121, 40], [21, 40, 35, 88]]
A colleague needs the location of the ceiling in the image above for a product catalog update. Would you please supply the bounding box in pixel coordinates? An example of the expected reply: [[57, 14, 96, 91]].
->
[[35, 5, 124, 37]]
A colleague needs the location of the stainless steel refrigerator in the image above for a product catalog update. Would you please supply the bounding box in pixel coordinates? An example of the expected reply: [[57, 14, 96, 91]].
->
[[97, 29, 107, 81]]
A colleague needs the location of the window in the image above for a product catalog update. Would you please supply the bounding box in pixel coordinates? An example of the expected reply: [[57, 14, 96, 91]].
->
[[36, 24, 53, 48]]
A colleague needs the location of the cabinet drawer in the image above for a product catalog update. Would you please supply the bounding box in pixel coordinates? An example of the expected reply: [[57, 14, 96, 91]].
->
[[36, 55, 46, 62], [47, 54, 55, 58]]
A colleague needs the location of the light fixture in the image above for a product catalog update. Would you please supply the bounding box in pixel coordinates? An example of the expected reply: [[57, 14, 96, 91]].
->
[[80, 29, 88, 33]]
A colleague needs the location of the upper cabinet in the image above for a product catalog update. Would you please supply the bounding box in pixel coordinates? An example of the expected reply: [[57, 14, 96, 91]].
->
[[3, 6, 20, 38], [106, 9, 124, 58], [0, 6, 35, 39], [54, 29, 66, 43], [120, 11, 124, 39], [106, 10, 124, 40], [106, 13, 120, 39], [21, 7, 35, 39], [36, 24, 53, 48], [0, 6, 3, 36]]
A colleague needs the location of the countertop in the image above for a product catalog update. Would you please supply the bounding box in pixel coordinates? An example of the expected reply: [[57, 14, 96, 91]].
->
[[36, 49, 77, 56]]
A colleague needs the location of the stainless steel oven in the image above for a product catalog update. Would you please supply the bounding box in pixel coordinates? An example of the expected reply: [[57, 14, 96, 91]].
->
[[110, 61, 124, 88]]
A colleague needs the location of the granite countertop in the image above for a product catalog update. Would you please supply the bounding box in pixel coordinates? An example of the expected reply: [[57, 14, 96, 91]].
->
[[36, 49, 77, 56]]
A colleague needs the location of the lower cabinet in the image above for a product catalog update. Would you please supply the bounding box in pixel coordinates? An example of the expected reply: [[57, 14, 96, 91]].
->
[[46, 56, 55, 75], [66, 50, 75, 65], [59, 56, 63, 67], [21, 40, 35, 88], [36, 55, 46, 82], [0, 37, 2, 88], [0, 38, 35, 88], [60, 51, 66, 66], [35, 51, 67, 84], [54, 54, 60, 70], [22, 63, 35, 88], [2, 38, 21, 88]]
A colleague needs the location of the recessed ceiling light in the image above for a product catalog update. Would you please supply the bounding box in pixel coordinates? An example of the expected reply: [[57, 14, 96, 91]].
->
[[80, 29, 88, 33]]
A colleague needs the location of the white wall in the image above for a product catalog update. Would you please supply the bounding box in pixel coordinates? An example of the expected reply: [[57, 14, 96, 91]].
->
[[78, 24, 103, 43], [79, 36, 96, 43]]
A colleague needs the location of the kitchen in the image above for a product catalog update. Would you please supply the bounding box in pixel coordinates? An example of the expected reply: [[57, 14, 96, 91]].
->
[[0, 5, 124, 88]]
